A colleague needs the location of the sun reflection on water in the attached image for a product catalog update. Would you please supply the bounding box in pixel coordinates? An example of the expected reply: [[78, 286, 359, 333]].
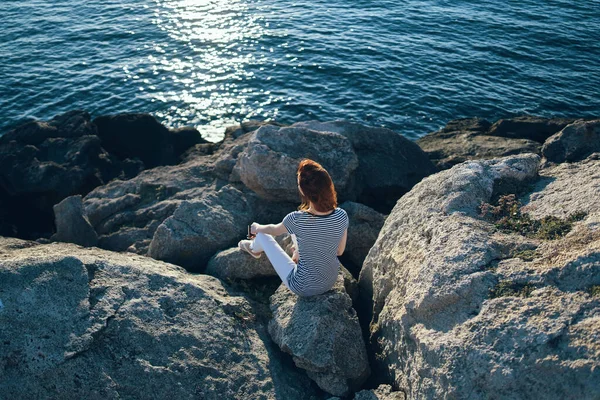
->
[[128, 0, 280, 141]]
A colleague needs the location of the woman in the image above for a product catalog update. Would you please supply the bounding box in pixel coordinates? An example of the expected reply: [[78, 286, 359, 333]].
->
[[238, 159, 349, 297]]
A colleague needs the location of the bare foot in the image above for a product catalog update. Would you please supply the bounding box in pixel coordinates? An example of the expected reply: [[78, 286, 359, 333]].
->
[[238, 240, 261, 259]]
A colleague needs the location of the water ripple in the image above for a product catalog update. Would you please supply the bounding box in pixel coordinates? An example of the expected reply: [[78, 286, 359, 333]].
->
[[0, 0, 599, 141]]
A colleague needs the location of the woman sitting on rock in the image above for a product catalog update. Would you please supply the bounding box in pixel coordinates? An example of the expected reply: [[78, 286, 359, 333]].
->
[[238, 159, 349, 296]]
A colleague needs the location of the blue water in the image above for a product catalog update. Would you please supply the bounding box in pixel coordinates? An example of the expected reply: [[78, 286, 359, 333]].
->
[[1, 0, 599, 142]]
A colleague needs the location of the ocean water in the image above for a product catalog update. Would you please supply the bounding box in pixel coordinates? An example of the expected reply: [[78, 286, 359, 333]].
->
[[1, 0, 599, 142]]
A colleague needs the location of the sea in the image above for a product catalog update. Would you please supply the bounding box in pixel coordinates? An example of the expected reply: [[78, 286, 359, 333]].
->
[[1, 0, 599, 142]]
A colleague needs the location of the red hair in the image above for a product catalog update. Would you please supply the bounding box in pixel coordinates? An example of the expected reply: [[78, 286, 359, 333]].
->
[[297, 159, 338, 212]]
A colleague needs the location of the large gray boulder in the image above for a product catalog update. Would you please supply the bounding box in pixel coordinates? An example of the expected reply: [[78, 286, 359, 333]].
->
[[206, 247, 279, 280], [542, 120, 600, 163], [359, 153, 600, 399], [295, 120, 436, 212], [234, 124, 359, 203], [205, 234, 292, 281], [148, 185, 254, 272], [268, 271, 370, 397], [417, 117, 542, 170], [0, 238, 321, 400], [51, 195, 98, 247], [525, 153, 600, 219]]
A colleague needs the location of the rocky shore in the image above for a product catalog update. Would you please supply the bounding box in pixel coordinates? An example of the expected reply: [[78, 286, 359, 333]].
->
[[0, 112, 599, 399]]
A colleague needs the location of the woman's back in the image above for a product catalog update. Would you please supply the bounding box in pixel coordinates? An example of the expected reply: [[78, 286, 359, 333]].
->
[[283, 207, 349, 296]]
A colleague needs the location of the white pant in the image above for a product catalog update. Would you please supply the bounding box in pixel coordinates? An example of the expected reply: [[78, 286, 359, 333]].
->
[[251, 233, 296, 290]]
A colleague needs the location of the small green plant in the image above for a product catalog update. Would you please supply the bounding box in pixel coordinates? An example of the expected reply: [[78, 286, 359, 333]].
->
[[490, 281, 535, 298], [589, 285, 600, 297], [569, 212, 587, 222], [514, 249, 537, 262], [480, 195, 587, 240], [480, 194, 538, 236], [536, 216, 572, 240]]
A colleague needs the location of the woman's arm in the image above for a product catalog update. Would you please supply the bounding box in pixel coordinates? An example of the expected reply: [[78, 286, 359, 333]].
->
[[251, 222, 287, 237], [337, 229, 348, 256]]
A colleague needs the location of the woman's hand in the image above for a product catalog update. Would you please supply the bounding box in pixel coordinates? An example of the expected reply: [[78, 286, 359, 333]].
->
[[291, 247, 299, 263], [250, 222, 261, 236], [250, 222, 286, 237]]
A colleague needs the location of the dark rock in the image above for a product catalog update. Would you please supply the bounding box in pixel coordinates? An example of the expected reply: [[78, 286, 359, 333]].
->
[[169, 126, 208, 160], [94, 113, 175, 168], [488, 115, 576, 143], [0, 111, 130, 239], [51, 195, 98, 247], [340, 201, 386, 276], [417, 118, 542, 170], [339, 264, 360, 305], [268, 271, 370, 397], [439, 117, 491, 133], [0, 110, 96, 146], [295, 121, 436, 213], [542, 119, 600, 163], [353, 385, 406, 400]]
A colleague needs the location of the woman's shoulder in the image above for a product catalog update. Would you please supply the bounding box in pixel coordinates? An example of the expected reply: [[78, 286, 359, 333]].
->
[[284, 210, 309, 221], [334, 207, 348, 217]]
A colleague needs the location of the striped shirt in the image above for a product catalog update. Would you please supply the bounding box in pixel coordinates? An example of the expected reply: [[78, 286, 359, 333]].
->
[[283, 207, 349, 296]]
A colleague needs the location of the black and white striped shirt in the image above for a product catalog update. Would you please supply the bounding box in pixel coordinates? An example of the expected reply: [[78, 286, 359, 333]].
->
[[283, 207, 349, 296]]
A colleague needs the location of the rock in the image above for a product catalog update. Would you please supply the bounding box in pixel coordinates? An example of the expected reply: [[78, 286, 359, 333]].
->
[[542, 120, 600, 163], [295, 120, 436, 212], [234, 124, 359, 203], [169, 126, 208, 160], [178, 121, 280, 167], [94, 113, 176, 168], [340, 201, 386, 276], [353, 385, 406, 400], [340, 265, 360, 304], [359, 153, 600, 399], [0, 110, 97, 145], [0, 238, 321, 400], [268, 270, 370, 397], [417, 118, 542, 170], [224, 120, 285, 141], [206, 247, 278, 280], [205, 235, 291, 281], [79, 124, 294, 270], [488, 115, 576, 143], [438, 117, 492, 133], [148, 185, 254, 272], [0, 111, 135, 239], [81, 161, 215, 255], [525, 153, 600, 220], [51, 195, 98, 247]]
